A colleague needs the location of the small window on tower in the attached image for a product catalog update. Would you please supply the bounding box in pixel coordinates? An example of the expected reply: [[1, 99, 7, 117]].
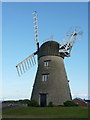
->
[[42, 74, 49, 81], [44, 61, 49, 67], [44, 60, 51, 67]]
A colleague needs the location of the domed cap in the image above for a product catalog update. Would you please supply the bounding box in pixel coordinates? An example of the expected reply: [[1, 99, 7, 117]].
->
[[38, 41, 63, 59]]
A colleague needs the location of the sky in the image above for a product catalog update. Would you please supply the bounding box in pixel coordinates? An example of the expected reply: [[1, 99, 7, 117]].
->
[[1, 0, 89, 2], [1, 2, 88, 100]]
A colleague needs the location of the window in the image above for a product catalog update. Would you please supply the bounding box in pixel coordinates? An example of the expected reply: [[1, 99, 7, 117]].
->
[[44, 61, 49, 67], [44, 60, 51, 67], [42, 74, 49, 81]]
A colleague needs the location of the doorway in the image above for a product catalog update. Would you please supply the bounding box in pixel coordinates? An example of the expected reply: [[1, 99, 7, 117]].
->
[[40, 93, 47, 107]]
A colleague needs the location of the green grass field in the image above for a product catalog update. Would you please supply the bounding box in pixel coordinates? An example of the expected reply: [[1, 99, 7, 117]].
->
[[2, 106, 88, 118]]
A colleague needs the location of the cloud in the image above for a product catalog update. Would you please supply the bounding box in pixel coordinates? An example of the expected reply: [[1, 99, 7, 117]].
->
[[72, 93, 89, 99]]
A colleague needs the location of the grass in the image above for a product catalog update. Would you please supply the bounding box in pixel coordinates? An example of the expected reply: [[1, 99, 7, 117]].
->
[[2, 106, 88, 118]]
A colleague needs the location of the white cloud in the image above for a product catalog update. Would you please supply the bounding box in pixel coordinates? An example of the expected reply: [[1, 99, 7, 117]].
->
[[72, 93, 89, 99]]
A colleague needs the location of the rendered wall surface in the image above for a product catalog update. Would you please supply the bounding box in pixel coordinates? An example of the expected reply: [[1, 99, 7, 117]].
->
[[31, 55, 72, 105]]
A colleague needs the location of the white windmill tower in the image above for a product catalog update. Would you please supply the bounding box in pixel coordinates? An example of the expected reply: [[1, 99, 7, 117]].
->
[[16, 11, 82, 106]]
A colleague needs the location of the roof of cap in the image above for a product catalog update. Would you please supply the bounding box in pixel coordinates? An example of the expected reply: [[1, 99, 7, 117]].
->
[[38, 41, 62, 59]]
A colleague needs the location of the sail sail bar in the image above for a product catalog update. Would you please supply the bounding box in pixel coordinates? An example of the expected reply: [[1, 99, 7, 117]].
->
[[16, 53, 36, 76], [32, 11, 39, 51], [59, 26, 83, 57]]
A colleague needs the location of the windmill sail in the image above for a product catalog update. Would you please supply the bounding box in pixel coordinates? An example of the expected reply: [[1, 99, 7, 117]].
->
[[16, 52, 37, 76], [59, 26, 83, 57], [32, 11, 39, 51]]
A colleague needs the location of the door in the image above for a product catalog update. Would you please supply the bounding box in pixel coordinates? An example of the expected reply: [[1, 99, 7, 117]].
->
[[40, 93, 47, 107]]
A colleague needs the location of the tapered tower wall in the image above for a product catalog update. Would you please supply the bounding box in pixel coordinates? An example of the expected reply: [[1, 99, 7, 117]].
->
[[31, 41, 72, 106], [31, 55, 72, 105]]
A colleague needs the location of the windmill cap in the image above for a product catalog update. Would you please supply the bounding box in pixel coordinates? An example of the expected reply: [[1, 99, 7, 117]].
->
[[38, 41, 63, 59]]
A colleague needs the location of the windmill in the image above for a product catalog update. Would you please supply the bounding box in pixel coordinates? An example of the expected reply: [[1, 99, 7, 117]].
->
[[16, 11, 82, 106]]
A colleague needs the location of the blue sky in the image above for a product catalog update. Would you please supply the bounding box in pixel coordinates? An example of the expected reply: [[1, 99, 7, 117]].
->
[[2, 2, 88, 100]]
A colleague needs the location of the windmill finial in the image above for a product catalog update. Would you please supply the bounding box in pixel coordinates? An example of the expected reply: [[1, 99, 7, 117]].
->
[[43, 35, 54, 43]]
